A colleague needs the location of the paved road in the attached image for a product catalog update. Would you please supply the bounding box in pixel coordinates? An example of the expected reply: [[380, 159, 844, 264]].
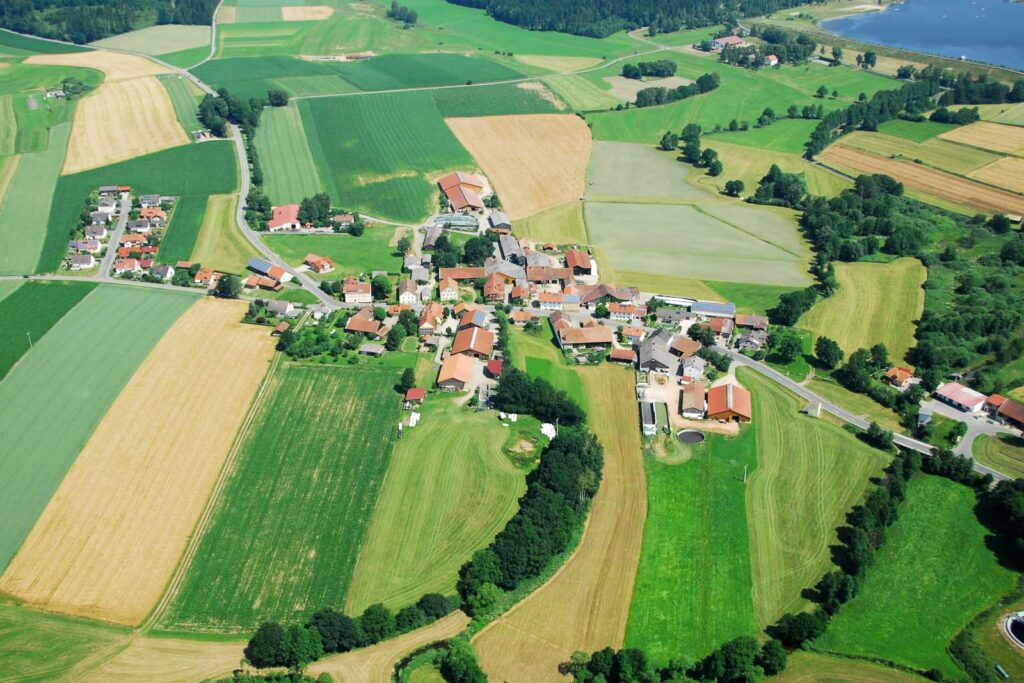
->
[[97, 195, 131, 277], [920, 398, 1019, 458], [719, 347, 1011, 481]]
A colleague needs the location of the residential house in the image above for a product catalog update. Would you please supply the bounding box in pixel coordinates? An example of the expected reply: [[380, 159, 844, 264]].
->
[[934, 382, 987, 413], [707, 383, 752, 422], [538, 291, 564, 311], [439, 267, 486, 281], [483, 273, 506, 302], [765, 54, 779, 67], [438, 277, 460, 302], [84, 224, 107, 240], [333, 213, 355, 227], [418, 302, 445, 334], [69, 254, 95, 270], [564, 249, 592, 276], [268, 204, 301, 231], [140, 206, 166, 222], [608, 303, 640, 322], [621, 326, 645, 345], [68, 239, 101, 254], [346, 307, 383, 336], [139, 194, 161, 208], [510, 310, 535, 326], [884, 366, 914, 390], [121, 233, 146, 247], [681, 355, 706, 381], [579, 283, 638, 308], [707, 317, 735, 338], [194, 267, 221, 288], [398, 279, 418, 306], [556, 320, 614, 350], [304, 253, 334, 274], [458, 308, 488, 330], [152, 263, 174, 281], [639, 329, 676, 372], [735, 330, 768, 352], [437, 353, 475, 391], [655, 307, 686, 325], [452, 326, 494, 359], [488, 211, 511, 232], [114, 258, 141, 274], [343, 276, 372, 304], [405, 388, 426, 408], [609, 348, 637, 364], [97, 197, 117, 214], [128, 219, 151, 234], [486, 359, 503, 379], [510, 284, 530, 304], [90, 210, 110, 225], [671, 335, 702, 358], [681, 382, 707, 419]]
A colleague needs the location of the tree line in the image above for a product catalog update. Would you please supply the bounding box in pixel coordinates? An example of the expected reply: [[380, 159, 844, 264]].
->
[[634, 72, 719, 108], [621, 59, 677, 80], [0, 0, 217, 43], [386, 0, 417, 25]]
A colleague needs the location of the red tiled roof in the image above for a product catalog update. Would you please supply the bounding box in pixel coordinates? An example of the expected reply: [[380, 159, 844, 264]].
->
[[439, 267, 486, 281], [486, 359, 503, 376], [609, 348, 636, 362], [559, 325, 613, 346], [564, 249, 592, 270], [998, 398, 1024, 423], [444, 185, 484, 211], [438, 354, 474, 386], [986, 393, 1006, 407], [707, 383, 752, 420], [405, 388, 426, 401], [437, 171, 484, 191], [269, 204, 300, 229], [452, 326, 494, 357]]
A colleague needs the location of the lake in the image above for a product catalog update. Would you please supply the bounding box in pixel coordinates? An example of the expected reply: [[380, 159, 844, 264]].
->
[[821, 0, 1024, 71]]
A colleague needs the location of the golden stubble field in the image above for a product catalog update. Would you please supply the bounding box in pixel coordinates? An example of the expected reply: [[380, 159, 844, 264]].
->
[[26, 50, 188, 174], [446, 114, 592, 220], [939, 120, 1024, 155], [0, 299, 275, 626], [473, 366, 645, 682], [969, 156, 1024, 194]]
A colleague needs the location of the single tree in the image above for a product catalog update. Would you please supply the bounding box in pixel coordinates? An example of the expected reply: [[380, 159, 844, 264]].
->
[[214, 274, 240, 299], [398, 367, 416, 392], [815, 336, 844, 369], [371, 275, 391, 301], [396, 235, 412, 254], [707, 158, 723, 176], [724, 179, 745, 197]]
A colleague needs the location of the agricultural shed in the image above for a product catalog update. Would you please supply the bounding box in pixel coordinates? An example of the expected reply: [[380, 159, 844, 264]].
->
[[609, 348, 636, 364], [692, 301, 736, 318], [706, 383, 751, 422], [934, 382, 986, 413], [452, 327, 494, 359], [437, 354, 475, 391], [681, 382, 707, 418], [359, 343, 386, 356]]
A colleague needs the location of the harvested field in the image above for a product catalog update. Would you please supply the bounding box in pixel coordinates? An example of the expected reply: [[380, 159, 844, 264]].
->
[[0, 299, 274, 626], [993, 102, 1024, 126], [603, 75, 692, 101], [309, 611, 470, 683], [836, 130, 999, 175], [90, 25, 211, 56], [25, 49, 168, 82], [190, 194, 256, 274], [474, 366, 645, 682], [820, 145, 1024, 216], [80, 634, 244, 682], [514, 55, 602, 72], [968, 156, 1024, 194], [447, 114, 591, 219], [800, 257, 925, 363], [543, 74, 621, 111], [282, 5, 333, 20], [515, 200, 588, 244], [775, 652, 925, 683], [939, 120, 1024, 155]]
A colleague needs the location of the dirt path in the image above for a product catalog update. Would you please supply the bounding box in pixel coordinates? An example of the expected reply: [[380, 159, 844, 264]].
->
[[473, 366, 646, 681]]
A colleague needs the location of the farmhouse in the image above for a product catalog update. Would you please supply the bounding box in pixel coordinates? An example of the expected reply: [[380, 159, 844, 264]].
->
[[488, 211, 511, 232], [268, 204, 301, 231], [556, 320, 614, 350], [564, 249, 592, 276], [735, 331, 767, 352], [304, 253, 334, 274], [712, 35, 746, 49], [69, 254, 95, 270], [997, 398, 1024, 429], [681, 355, 706, 381], [346, 307, 383, 336], [452, 326, 495, 359], [418, 302, 444, 334], [706, 317, 734, 338], [343, 276, 372, 304], [639, 329, 676, 372], [934, 382, 987, 413], [765, 54, 780, 67], [438, 171, 485, 212], [707, 383, 752, 422], [334, 213, 355, 227], [608, 303, 641, 322], [538, 291, 565, 311], [579, 283, 638, 308], [736, 314, 769, 331], [884, 366, 914, 390], [438, 277, 460, 302], [439, 267, 486, 281], [194, 267, 221, 289], [483, 273, 506, 302], [458, 308, 489, 330], [510, 310, 535, 326], [622, 326, 645, 344], [437, 353, 475, 391], [655, 307, 686, 325], [398, 279, 418, 306]]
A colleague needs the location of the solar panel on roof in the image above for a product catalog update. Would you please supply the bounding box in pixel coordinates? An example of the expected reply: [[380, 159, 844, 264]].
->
[[247, 256, 272, 274]]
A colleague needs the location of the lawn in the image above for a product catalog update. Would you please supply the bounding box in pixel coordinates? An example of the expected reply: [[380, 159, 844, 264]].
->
[[0, 280, 95, 381], [158, 73, 203, 134], [625, 427, 758, 665], [972, 433, 1024, 480], [190, 194, 256, 274], [763, 327, 813, 382], [0, 285, 195, 573], [815, 475, 1018, 677], [703, 280, 797, 316], [433, 82, 564, 117], [41, 140, 238, 272], [800, 257, 925, 363], [255, 102, 323, 205], [161, 364, 404, 632], [514, 201, 589, 244], [332, 53, 522, 91], [0, 123, 69, 274], [741, 368, 888, 628], [507, 326, 585, 406], [264, 228, 403, 277], [299, 91, 473, 222], [345, 393, 527, 612]]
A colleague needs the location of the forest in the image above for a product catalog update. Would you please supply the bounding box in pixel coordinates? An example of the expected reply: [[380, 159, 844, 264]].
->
[[0, 0, 216, 43]]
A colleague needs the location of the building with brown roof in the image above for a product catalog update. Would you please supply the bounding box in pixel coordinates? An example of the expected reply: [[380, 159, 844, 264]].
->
[[304, 253, 334, 274], [452, 326, 494, 359], [526, 266, 574, 286], [609, 348, 636, 364], [438, 171, 485, 212], [418, 302, 444, 334], [343, 276, 372, 304], [439, 277, 460, 302], [884, 366, 914, 390], [510, 310, 535, 325], [997, 398, 1024, 429], [670, 335, 701, 358], [736, 314, 769, 331], [437, 354, 475, 391], [564, 249, 592, 275], [398, 279, 418, 306], [346, 307, 382, 336], [557, 322, 614, 349], [439, 267, 486, 281], [707, 383, 752, 422], [681, 382, 707, 419], [483, 272, 506, 302]]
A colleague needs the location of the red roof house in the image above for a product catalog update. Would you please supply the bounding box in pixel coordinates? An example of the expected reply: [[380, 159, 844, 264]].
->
[[268, 204, 300, 231]]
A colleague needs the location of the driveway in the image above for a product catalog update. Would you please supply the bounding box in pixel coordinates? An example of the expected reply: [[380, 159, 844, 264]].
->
[[920, 398, 1019, 457]]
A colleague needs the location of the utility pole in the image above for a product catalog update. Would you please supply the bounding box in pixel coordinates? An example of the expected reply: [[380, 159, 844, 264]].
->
[[26, 331, 32, 349], [742, 464, 748, 484]]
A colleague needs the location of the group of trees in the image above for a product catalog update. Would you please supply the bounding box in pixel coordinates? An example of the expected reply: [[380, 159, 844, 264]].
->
[[634, 72, 719, 108], [660, 123, 723, 176], [749, 164, 805, 208], [935, 71, 1024, 106], [461, 233, 498, 266], [621, 59, 677, 79], [0, 0, 217, 43], [928, 105, 980, 125], [297, 193, 332, 226], [491, 367, 585, 425], [430, 233, 464, 269], [245, 594, 454, 672], [386, 0, 417, 24]]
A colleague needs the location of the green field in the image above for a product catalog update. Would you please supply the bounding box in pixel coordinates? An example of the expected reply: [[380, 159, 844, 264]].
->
[[299, 91, 473, 222], [12, 92, 49, 153], [432, 82, 563, 117], [0, 285, 195, 572], [703, 280, 798, 316], [585, 141, 706, 203], [190, 193, 256, 274], [625, 427, 757, 665], [836, 130, 999, 175], [162, 364, 403, 632], [42, 140, 238, 272], [816, 475, 1017, 676], [191, 56, 355, 100], [0, 63, 100, 98], [0, 122, 70, 274], [992, 102, 1024, 126], [808, 376, 904, 432], [158, 74, 203, 134], [159, 195, 209, 264], [345, 393, 527, 612], [264, 228, 403, 277], [90, 24, 211, 55], [543, 73, 620, 111], [331, 53, 522, 91], [255, 102, 323, 205], [0, 94, 15, 155], [0, 29, 89, 55], [0, 280, 95, 380], [515, 201, 589, 244], [876, 118, 958, 142], [775, 651, 926, 683], [800, 257, 925, 363], [161, 45, 211, 69], [742, 369, 888, 628], [507, 326, 585, 406], [972, 433, 1024, 480]]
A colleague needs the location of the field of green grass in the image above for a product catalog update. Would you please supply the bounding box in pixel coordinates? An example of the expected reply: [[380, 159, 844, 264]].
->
[[542, 73, 620, 111], [0, 280, 95, 380], [12, 92, 49, 153], [507, 326, 585, 406], [255, 102, 323, 205], [774, 651, 926, 682], [0, 94, 14, 156], [972, 433, 1024, 480], [299, 91, 473, 222], [763, 326, 813, 382], [90, 24, 211, 55], [800, 257, 925, 363], [161, 45, 211, 69], [159, 196, 209, 264], [703, 280, 798, 315], [158, 74, 203, 135], [0, 62, 101, 99], [816, 474, 1017, 677], [432, 82, 563, 117], [0, 285, 195, 572], [190, 193, 255, 274], [0, 122, 70, 274], [586, 141, 706, 203], [264, 228, 403, 276], [515, 201, 589, 244], [192, 56, 356, 100], [876, 118, 957, 142], [742, 369, 888, 628], [808, 376, 904, 432], [42, 140, 238, 272], [161, 364, 403, 632], [992, 102, 1024, 126], [332, 53, 522, 91], [625, 427, 757, 665], [346, 392, 527, 612], [0, 29, 88, 55]]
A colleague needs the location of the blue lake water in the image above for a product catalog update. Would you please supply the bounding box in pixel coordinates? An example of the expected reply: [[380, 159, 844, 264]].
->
[[821, 0, 1024, 71]]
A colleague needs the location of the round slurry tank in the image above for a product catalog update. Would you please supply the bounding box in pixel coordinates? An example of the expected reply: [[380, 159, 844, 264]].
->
[[676, 429, 706, 444]]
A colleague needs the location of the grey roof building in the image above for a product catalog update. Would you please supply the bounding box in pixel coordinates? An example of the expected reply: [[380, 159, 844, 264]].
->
[[638, 328, 676, 372], [498, 234, 524, 265]]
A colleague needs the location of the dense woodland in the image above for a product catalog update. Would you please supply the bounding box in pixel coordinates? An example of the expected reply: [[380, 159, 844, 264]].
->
[[0, 0, 217, 43]]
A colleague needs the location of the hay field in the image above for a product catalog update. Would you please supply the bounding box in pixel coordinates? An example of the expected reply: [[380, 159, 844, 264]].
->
[[346, 395, 526, 612], [26, 50, 168, 81], [800, 257, 925, 362], [993, 102, 1024, 126], [282, 5, 333, 20], [775, 652, 926, 683], [603, 75, 692, 101], [79, 634, 244, 682], [474, 366, 645, 682], [969, 156, 1024, 194], [743, 369, 888, 628], [836, 130, 1000, 175], [190, 194, 256, 273], [820, 145, 1024, 216], [586, 141, 706, 203], [90, 25, 211, 55], [447, 114, 592, 219], [309, 611, 470, 683], [514, 55, 602, 73], [0, 286, 195, 574], [939, 120, 1024, 155], [161, 364, 403, 632], [543, 73, 621, 111], [255, 102, 323, 204], [515, 200, 589, 244], [0, 299, 274, 626]]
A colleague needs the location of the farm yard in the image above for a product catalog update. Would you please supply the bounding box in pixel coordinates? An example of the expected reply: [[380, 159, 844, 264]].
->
[[799, 257, 926, 363], [255, 102, 323, 205], [264, 228, 403, 277], [0, 286, 195, 573], [346, 394, 527, 612], [446, 114, 591, 219], [0, 300, 275, 626], [160, 364, 403, 632]]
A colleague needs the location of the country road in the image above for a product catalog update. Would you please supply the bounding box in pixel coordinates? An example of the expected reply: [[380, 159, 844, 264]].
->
[[96, 195, 131, 278]]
